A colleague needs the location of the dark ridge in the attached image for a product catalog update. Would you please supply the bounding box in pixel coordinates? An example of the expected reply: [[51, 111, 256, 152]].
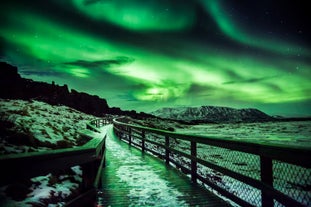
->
[[0, 62, 154, 118]]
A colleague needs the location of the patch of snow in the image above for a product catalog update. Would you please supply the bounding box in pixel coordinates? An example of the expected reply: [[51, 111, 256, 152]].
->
[[0, 99, 97, 154], [0, 166, 82, 206]]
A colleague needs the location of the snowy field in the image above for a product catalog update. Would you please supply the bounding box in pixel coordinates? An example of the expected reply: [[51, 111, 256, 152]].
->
[[175, 121, 311, 147], [0, 99, 97, 206]]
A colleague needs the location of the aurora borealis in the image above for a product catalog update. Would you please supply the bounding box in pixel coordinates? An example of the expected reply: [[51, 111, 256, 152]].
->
[[1, 0, 310, 116]]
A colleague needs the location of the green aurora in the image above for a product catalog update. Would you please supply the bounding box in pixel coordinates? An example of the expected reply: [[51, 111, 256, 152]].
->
[[1, 0, 310, 116]]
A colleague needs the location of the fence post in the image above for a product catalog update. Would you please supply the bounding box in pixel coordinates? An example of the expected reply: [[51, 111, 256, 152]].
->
[[191, 141, 197, 183], [103, 142, 106, 167], [165, 136, 170, 164], [260, 156, 273, 207], [119, 126, 123, 140], [128, 127, 132, 146], [142, 130, 145, 152]]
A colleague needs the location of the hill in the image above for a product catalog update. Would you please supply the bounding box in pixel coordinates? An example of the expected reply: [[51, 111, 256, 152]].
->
[[151, 106, 274, 123]]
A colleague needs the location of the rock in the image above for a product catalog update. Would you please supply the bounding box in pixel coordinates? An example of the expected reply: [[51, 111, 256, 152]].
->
[[0, 62, 109, 116]]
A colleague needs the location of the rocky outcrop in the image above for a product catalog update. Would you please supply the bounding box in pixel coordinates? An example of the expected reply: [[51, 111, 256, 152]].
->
[[0, 62, 156, 118], [0, 62, 122, 117]]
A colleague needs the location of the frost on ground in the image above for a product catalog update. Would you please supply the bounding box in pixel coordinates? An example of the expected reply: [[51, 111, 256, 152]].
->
[[107, 128, 188, 207], [0, 99, 97, 154], [0, 99, 98, 206]]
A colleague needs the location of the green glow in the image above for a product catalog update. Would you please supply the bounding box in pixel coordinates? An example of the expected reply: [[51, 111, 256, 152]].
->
[[1, 3, 310, 115], [200, 0, 310, 56], [73, 0, 195, 31], [1, 13, 122, 63], [69, 67, 90, 78]]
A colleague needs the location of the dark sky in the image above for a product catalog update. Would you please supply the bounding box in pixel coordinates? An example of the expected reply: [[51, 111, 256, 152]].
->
[[1, 0, 310, 116]]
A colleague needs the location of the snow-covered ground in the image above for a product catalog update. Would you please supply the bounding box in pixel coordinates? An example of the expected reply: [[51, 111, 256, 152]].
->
[[0, 99, 98, 206], [175, 121, 311, 147], [0, 99, 97, 154]]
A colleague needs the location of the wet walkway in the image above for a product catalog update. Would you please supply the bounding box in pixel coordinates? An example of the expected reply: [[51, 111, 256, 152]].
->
[[98, 125, 231, 206]]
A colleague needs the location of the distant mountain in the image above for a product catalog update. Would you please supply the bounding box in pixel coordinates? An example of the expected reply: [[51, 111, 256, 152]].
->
[[151, 106, 274, 123]]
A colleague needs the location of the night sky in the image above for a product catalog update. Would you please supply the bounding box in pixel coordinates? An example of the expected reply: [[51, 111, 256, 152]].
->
[[1, 0, 310, 116]]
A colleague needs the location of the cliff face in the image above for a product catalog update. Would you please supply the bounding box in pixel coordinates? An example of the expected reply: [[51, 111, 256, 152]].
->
[[0, 62, 110, 116]]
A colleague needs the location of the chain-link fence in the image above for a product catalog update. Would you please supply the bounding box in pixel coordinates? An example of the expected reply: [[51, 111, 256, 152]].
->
[[273, 161, 311, 206]]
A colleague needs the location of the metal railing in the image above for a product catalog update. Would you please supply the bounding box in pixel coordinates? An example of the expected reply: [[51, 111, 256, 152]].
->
[[113, 118, 311, 207], [87, 118, 111, 133], [0, 119, 110, 206]]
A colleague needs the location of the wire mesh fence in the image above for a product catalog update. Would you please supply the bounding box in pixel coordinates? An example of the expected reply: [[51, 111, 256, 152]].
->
[[197, 144, 261, 180], [170, 142, 263, 206], [273, 161, 311, 206]]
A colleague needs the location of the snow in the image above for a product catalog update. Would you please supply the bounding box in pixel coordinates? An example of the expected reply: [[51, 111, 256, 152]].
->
[[106, 126, 188, 206], [0, 99, 97, 154], [0, 166, 82, 207], [175, 121, 311, 147], [0, 99, 101, 206]]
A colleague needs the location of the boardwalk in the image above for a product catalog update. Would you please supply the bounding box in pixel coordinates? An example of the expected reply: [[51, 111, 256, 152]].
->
[[98, 125, 231, 206]]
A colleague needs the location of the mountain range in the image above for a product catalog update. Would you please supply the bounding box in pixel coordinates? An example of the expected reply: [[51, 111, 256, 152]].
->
[[151, 106, 274, 123]]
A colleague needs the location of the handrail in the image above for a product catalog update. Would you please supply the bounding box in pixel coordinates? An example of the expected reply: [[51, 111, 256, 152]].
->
[[113, 119, 310, 167], [113, 118, 311, 207], [0, 118, 110, 206]]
